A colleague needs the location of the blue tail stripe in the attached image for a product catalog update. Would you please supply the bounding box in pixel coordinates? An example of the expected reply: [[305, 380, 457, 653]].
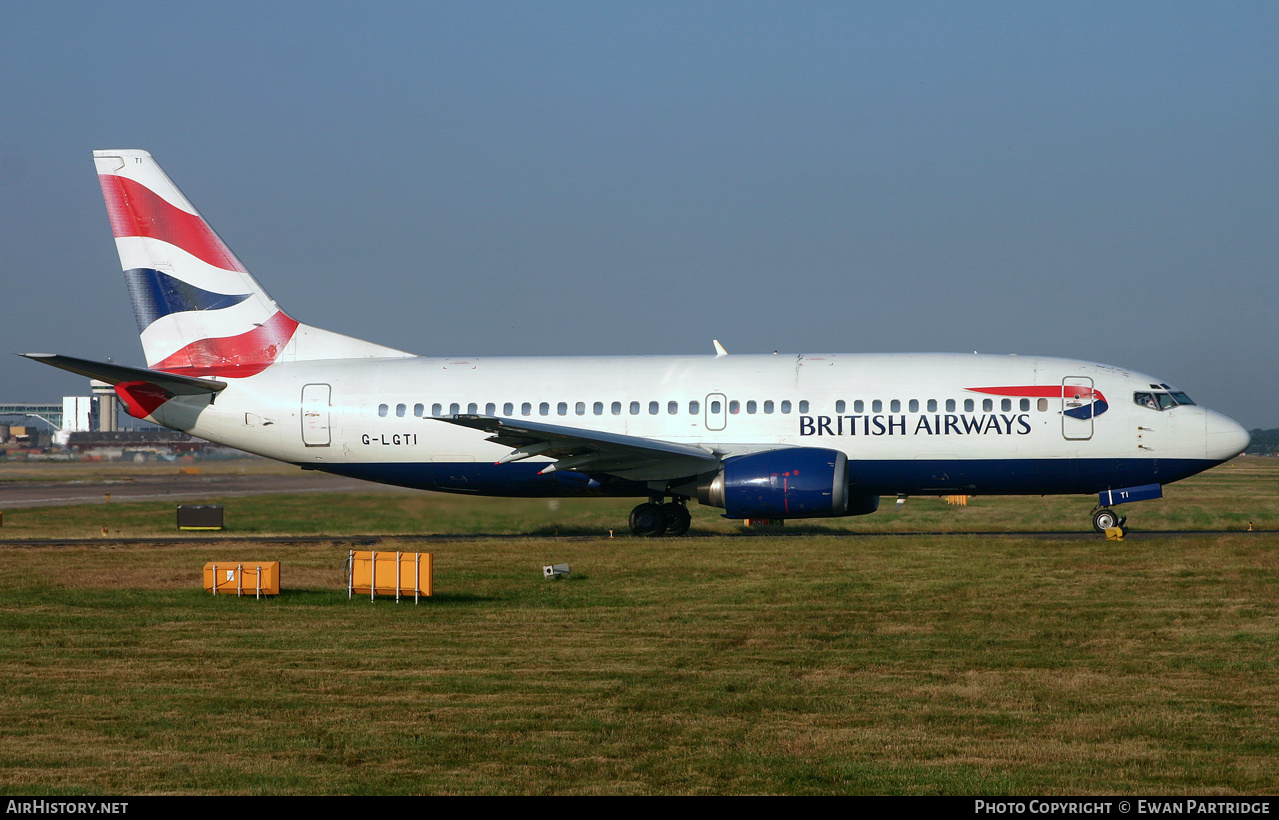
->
[[124, 268, 251, 332]]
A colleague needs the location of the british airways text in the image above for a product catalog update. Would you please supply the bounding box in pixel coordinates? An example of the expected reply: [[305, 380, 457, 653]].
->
[[800, 413, 1033, 437]]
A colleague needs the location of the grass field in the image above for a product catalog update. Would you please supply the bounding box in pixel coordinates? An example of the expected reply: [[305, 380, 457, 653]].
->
[[1, 455, 1275, 539], [0, 458, 1276, 794]]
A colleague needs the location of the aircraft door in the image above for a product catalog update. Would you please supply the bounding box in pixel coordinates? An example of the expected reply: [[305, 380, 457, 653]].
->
[[1062, 377, 1094, 441], [705, 393, 727, 432], [301, 383, 331, 447]]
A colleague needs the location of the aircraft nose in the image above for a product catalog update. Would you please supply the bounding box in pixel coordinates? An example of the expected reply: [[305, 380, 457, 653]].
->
[[1205, 409, 1250, 462]]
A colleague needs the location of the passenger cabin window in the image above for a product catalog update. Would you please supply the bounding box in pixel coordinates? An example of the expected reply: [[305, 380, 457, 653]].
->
[[396, 404, 406, 417], [612, 401, 622, 415], [854, 400, 864, 413], [668, 401, 678, 415], [414, 403, 424, 417], [946, 399, 955, 412], [450, 402, 460, 415], [799, 400, 809, 413], [378, 404, 389, 417], [835, 400, 845, 414], [710, 400, 721, 414], [504, 402, 514, 416], [908, 399, 918, 413], [781, 401, 791, 413], [649, 401, 659, 415], [764, 400, 774, 414], [576, 402, 586, 415], [432, 403, 442, 417], [468, 403, 478, 414], [539, 402, 549, 416], [521, 402, 532, 416], [872, 400, 882, 413], [630, 401, 640, 415], [557, 402, 567, 416], [689, 400, 700, 414], [746, 400, 757, 414], [927, 399, 937, 413], [729, 400, 740, 414], [1001, 399, 1011, 412], [594, 402, 604, 415], [964, 399, 974, 412]]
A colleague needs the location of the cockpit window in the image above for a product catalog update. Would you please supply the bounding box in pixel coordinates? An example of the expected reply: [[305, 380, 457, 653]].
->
[[1134, 391, 1195, 411]]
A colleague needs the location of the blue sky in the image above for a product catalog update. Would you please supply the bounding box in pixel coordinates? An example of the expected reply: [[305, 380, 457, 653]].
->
[[2, 2, 1275, 426]]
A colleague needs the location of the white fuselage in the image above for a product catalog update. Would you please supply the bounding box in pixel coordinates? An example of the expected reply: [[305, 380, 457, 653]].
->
[[152, 351, 1247, 500]]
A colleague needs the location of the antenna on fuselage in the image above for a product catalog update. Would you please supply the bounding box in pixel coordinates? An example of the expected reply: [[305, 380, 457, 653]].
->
[[713, 340, 728, 358]]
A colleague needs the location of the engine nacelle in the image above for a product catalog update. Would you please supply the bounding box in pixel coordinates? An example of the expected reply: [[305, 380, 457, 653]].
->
[[697, 447, 877, 519]]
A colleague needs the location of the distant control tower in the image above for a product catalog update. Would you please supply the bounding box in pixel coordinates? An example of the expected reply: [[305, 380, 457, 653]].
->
[[90, 380, 118, 432]]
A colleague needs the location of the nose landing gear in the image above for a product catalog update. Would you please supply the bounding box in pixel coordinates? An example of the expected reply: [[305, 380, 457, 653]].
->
[[629, 497, 692, 537], [1092, 507, 1127, 533]]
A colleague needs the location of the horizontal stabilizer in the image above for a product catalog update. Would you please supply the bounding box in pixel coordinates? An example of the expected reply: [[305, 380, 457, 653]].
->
[[20, 353, 226, 395]]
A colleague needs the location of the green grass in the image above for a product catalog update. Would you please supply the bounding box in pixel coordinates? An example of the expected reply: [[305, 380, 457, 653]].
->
[[1, 456, 1275, 540], [1, 531, 1277, 795], [0, 457, 1275, 794]]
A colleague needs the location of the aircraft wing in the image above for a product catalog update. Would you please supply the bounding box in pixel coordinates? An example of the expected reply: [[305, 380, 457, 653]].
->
[[436, 414, 720, 481]]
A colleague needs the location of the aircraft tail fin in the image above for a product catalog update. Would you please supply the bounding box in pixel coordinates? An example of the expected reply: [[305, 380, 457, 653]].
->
[[93, 150, 412, 378]]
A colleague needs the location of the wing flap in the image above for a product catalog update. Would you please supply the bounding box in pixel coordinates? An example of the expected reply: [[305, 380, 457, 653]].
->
[[436, 415, 720, 481]]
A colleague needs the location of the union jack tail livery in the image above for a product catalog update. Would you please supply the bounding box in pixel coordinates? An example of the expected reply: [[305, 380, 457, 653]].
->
[[93, 150, 409, 378]]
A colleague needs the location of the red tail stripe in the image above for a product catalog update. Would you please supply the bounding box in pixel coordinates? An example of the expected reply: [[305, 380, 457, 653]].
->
[[153, 311, 299, 378], [98, 174, 248, 274]]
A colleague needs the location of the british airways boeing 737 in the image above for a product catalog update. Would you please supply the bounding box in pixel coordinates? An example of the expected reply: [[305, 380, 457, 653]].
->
[[25, 150, 1250, 535]]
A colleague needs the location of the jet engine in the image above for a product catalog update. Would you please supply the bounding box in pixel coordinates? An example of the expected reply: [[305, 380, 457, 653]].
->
[[696, 447, 878, 519]]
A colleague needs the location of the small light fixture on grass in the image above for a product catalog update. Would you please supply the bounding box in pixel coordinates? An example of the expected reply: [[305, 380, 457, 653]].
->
[[543, 563, 571, 580]]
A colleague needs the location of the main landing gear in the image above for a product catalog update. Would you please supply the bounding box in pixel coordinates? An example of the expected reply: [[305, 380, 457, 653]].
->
[[629, 497, 692, 537], [1091, 507, 1127, 533]]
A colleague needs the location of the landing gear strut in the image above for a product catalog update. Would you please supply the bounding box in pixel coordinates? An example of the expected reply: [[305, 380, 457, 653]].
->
[[1092, 507, 1127, 533], [629, 497, 691, 537]]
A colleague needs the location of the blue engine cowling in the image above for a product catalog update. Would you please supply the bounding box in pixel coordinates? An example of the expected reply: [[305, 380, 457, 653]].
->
[[697, 447, 877, 519]]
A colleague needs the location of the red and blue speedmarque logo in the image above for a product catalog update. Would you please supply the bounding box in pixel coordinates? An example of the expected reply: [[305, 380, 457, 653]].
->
[[966, 385, 1109, 420]]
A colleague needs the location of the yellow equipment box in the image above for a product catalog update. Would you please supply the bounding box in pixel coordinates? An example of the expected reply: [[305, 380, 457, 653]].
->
[[203, 562, 280, 597], [348, 550, 432, 601]]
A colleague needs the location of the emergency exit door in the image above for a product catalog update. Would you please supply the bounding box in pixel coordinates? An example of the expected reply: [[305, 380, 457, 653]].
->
[[1061, 377, 1095, 441]]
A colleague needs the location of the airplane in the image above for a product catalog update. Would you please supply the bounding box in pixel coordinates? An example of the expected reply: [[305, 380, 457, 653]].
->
[[25, 150, 1251, 536]]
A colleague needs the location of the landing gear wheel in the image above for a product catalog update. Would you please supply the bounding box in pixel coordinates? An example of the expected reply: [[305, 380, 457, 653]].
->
[[1093, 508, 1122, 532], [629, 503, 666, 537], [661, 503, 692, 537]]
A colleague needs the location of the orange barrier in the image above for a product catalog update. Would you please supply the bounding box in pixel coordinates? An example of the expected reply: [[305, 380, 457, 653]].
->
[[203, 562, 280, 597], [347, 550, 432, 603]]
